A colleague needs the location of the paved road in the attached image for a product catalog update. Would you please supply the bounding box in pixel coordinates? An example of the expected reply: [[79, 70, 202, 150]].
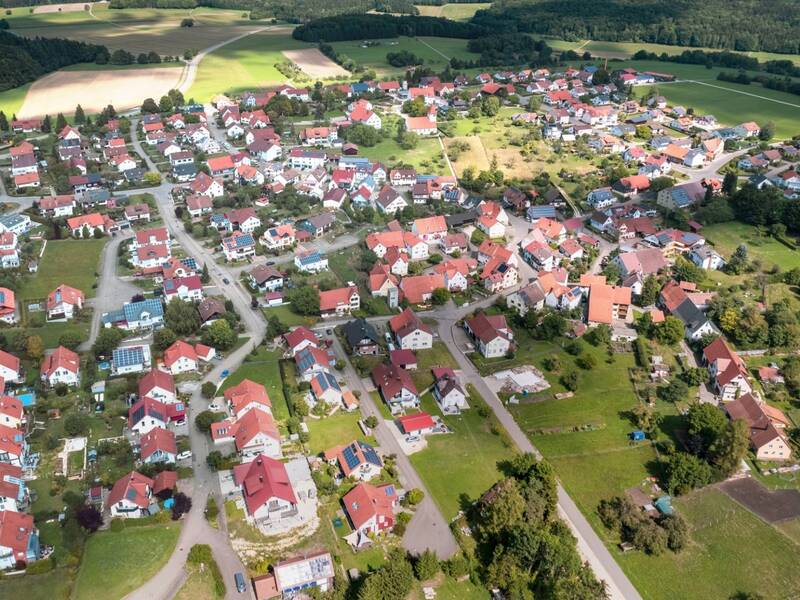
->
[[327, 335, 458, 559]]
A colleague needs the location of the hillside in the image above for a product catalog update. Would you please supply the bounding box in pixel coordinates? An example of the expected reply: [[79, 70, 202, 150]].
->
[[471, 0, 800, 55]]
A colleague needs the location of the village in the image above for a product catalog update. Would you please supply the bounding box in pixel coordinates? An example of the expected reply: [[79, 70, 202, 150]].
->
[[0, 55, 800, 600]]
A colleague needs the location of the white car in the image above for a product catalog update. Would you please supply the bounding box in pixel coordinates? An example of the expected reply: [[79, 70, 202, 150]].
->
[[208, 403, 222, 411], [177, 451, 193, 461]]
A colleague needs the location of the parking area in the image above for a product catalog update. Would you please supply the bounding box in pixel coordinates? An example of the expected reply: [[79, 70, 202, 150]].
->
[[719, 477, 800, 523]]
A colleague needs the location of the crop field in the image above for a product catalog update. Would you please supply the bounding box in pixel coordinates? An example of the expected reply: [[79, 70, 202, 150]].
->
[[283, 48, 350, 79], [327, 36, 474, 76], [5, 5, 261, 54], [17, 67, 182, 118], [186, 28, 309, 102], [414, 3, 490, 20]]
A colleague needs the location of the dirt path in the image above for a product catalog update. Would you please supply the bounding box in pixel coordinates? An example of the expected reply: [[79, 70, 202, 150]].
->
[[415, 37, 451, 61]]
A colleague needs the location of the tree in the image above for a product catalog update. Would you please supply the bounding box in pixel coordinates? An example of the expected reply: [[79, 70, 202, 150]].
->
[[414, 549, 439, 580], [159, 95, 174, 113], [431, 287, 450, 305], [266, 315, 288, 339], [560, 369, 579, 391], [398, 130, 419, 150], [26, 335, 43, 361], [722, 171, 738, 195], [165, 299, 201, 335], [758, 121, 775, 141], [687, 402, 728, 455], [41, 114, 51, 133], [602, 262, 621, 285], [202, 319, 237, 350], [195, 410, 226, 433], [710, 418, 749, 476], [658, 513, 689, 551], [288, 286, 319, 315], [538, 312, 566, 340], [171, 492, 192, 519], [481, 96, 500, 116], [153, 328, 177, 351], [663, 452, 713, 495], [654, 316, 684, 345], [201, 382, 217, 399], [55, 113, 67, 131], [576, 352, 597, 370], [672, 256, 705, 283], [0, 111, 7, 132], [639, 275, 661, 306], [76, 505, 103, 532], [364, 415, 378, 429], [64, 412, 90, 436], [404, 488, 424, 506], [141, 98, 159, 114], [585, 324, 611, 347], [481, 478, 526, 538], [181, 18, 194, 27], [58, 331, 82, 350], [680, 367, 707, 386], [147, 50, 161, 64], [657, 379, 689, 403]]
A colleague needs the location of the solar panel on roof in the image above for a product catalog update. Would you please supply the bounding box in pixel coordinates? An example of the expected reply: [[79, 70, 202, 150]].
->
[[126, 489, 137, 500], [113, 346, 144, 367], [384, 485, 394, 496], [360, 442, 382, 467], [342, 446, 360, 470], [181, 257, 198, 270]]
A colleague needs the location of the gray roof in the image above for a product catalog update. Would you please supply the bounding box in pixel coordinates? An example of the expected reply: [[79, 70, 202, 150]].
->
[[343, 318, 380, 348]]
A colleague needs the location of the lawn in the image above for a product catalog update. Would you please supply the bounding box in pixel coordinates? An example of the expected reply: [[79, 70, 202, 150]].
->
[[0, 83, 31, 119], [305, 409, 372, 456], [410, 389, 516, 519], [18, 238, 106, 301], [409, 341, 460, 392], [220, 347, 290, 421], [702, 221, 800, 270], [186, 28, 310, 102], [73, 522, 181, 600], [327, 36, 474, 76], [7, 318, 91, 348], [358, 129, 447, 174], [617, 489, 800, 600], [0, 569, 72, 600], [262, 304, 318, 327], [175, 563, 223, 600]]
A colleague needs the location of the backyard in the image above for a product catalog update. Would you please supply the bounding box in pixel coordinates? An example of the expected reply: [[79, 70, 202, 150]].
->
[[702, 221, 800, 271], [220, 347, 291, 421], [18, 238, 106, 301]]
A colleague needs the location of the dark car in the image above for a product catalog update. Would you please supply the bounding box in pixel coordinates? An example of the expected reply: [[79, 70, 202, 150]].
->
[[234, 572, 246, 593], [222, 277, 230, 285]]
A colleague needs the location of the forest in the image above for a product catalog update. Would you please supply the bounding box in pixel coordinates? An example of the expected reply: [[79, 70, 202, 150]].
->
[[471, 0, 800, 54], [108, 0, 418, 20], [0, 31, 108, 92], [292, 13, 481, 43]]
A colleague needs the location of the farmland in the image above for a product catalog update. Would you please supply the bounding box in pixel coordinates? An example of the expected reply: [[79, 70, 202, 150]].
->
[[5, 5, 262, 54], [327, 36, 474, 76], [414, 3, 490, 20]]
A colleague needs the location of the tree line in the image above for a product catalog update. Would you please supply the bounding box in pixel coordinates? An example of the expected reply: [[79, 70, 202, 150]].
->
[[470, 0, 800, 55], [0, 30, 108, 91], [718, 71, 800, 98], [292, 13, 481, 43]]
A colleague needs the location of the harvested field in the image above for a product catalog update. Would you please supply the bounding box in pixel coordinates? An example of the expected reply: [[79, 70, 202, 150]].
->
[[720, 477, 800, 523], [444, 136, 489, 176], [33, 2, 92, 13], [18, 67, 181, 118], [282, 48, 350, 79]]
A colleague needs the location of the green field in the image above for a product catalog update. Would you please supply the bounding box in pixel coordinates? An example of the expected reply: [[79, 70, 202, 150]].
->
[[186, 28, 310, 102], [305, 409, 372, 455], [603, 60, 800, 138], [0, 83, 31, 119], [261, 305, 318, 327], [702, 221, 800, 270], [18, 239, 106, 301], [617, 489, 800, 600], [328, 36, 474, 76], [73, 522, 181, 600], [410, 390, 516, 519], [0, 569, 72, 600], [219, 347, 290, 421]]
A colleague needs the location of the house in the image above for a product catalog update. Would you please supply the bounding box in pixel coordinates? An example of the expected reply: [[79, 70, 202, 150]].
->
[[0, 289, 16, 325], [128, 396, 168, 435], [343, 319, 381, 355], [690, 245, 726, 270], [0, 463, 26, 512], [163, 275, 203, 304], [102, 298, 164, 331], [40, 346, 80, 387], [224, 379, 272, 418], [614, 248, 668, 279], [0, 397, 24, 430], [349, 105, 382, 129], [233, 454, 297, 522], [190, 172, 225, 198], [139, 427, 177, 464], [325, 440, 383, 481], [186, 194, 213, 218], [111, 344, 152, 376], [587, 283, 632, 325], [207, 155, 235, 178], [372, 363, 419, 413], [657, 180, 710, 210], [251, 552, 334, 600], [106, 471, 154, 519], [0, 351, 21, 384], [319, 285, 360, 318], [283, 327, 319, 355], [294, 346, 335, 382], [162, 340, 198, 375], [227, 208, 261, 234], [232, 408, 282, 461], [342, 482, 397, 538], [441, 232, 468, 255], [703, 338, 751, 401], [432, 367, 468, 412], [139, 369, 177, 405], [0, 511, 39, 569], [390, 349, 417, 371], [67, 213, 110, 237], [390, 168, 417, 187], [38, 195, 75, 218], [389, 308, 433, 350], [221, 232, 256, 261], [249, 265, 284, 292], [0, 423, 25, 467], [310, 372, 342, 406], [399, 273, 445, 305], [405, 116, 438, 136], [464, 313, 514, 358], [375, 186, 408, 215], [397, 412, 437, 438], [588, 187, 615, 209], [368, 262, 399, 298], [726, 393, 792, 461], [198, 298, 226, 326], [411, 215, 448, 242]]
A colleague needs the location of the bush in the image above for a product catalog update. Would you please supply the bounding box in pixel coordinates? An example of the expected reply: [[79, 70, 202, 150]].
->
[[205, 496, 219, 522], [403, 488, 424, 506], [64, 412, 90, 436], [201, 381, 217, 399], [25, 556, 55, 574]]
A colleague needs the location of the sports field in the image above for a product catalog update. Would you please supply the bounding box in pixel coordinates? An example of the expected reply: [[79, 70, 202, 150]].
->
[[5, 5, 262, 54], [186, 28, 310, 102], [328, 36, 474, 76]]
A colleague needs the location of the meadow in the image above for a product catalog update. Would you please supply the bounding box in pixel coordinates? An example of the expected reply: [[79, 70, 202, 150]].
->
[[219, 347, 291, 421], [702, 221, 800, 270], [18, 239, 106, 301], [327, 36, 474, 76]]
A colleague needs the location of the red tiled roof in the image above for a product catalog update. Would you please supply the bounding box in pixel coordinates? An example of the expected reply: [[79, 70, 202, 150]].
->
[[233, 454, 296, 516]]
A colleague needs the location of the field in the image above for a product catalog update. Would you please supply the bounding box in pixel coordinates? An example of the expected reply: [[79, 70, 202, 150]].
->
[[702, 221, 800, 271], [175, 563, 222, 600], [358, 131, 448, 174], [327, 36, 474, 76], [18, 239, 106, 301], [283, 48, 350, 79], [0, 84, 31, 119], [305, 409, 370, 455], [186, 28, 309, 102], [0, 570, 72, 600], [72, 522, 181, 600], [17, 67, 182, 119], [5, 5, 262, 54], [219, 347, 290, 421], [410, 390, 516, 519], [598, 60, 800, 138], [414, 3, 490, 20]]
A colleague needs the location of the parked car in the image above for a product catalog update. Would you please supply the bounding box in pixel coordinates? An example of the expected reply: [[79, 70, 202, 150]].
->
[[234, 572, 246, 593], [177, 451, 192, 461]]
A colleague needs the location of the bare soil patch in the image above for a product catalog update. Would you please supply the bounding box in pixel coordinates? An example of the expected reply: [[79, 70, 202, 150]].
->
[[18, 67, 181, 118], [719, 477, 800, 523], [282, 48, 350, 79]]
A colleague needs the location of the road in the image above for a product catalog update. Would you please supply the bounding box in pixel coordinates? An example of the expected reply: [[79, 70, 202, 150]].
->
[[327, 334, 459, 559]]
